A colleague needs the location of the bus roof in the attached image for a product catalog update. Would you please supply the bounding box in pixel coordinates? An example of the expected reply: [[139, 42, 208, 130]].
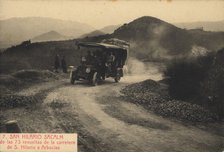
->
[[78, 42, 129, 50]]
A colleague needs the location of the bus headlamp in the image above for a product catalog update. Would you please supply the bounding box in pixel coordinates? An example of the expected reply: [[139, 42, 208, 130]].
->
[[86, 68, 91, 73]]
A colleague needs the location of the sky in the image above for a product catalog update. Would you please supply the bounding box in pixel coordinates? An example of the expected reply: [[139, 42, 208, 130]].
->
[[0, 0, 224, 28]]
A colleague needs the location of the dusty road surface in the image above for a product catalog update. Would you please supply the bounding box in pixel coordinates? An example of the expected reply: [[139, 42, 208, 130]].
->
[[2, 74, 223, 152]]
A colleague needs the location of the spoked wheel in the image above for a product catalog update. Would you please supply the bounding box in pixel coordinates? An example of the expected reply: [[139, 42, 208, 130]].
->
[[70, 71, 78, 84], [92, 72, 99, 86], [70, 78, 75, 84], [114, 75, 121, 83]]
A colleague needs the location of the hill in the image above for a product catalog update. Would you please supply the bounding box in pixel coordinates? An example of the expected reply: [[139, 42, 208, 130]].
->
[[112, 16, 193, 59], [0, 40, 79, 74], [86, 16, 224, 60], [0, 17, 95, 48], [32, 31, 69, 42], [80, 30, 105, 39], [175, 20, 224, 32], [1, 16, 224, 73], [79, 24, 120, 39], [100, 25, 121, 34]]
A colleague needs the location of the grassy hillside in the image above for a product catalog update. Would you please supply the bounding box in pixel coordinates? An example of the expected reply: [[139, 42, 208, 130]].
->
[[111, 16, 224, 60], [0, 40, 80, 73], [87, 16, 224, 61], [1, 16, 224, 74]]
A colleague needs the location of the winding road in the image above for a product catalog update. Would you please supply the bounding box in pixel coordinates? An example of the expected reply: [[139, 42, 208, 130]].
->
[[7, 74, 224, 152]]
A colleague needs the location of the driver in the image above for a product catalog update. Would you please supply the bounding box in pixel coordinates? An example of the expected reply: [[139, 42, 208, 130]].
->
[[85, 51, 94, 65], [106, 52, 115, 73], [107, 52, 115, 63]]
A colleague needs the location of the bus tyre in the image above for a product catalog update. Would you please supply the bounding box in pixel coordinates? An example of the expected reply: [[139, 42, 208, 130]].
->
[[70, 71, 75, 84], [92, 72, 99, 86], [71, 78, 75, 84]]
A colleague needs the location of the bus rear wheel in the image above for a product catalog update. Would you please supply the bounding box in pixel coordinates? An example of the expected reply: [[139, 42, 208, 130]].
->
[[92, 72, 99, 86]]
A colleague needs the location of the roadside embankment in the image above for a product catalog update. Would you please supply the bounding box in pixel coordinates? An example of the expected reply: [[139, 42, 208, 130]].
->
[[121, 79, 218, 122]]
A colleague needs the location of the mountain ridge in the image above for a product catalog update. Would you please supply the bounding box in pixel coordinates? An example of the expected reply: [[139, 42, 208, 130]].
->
[[175, 20, 224, 31], [0, 17, 95, 48], [1, 16, 224, 73], [85, 16, 224, 60], [31, 30, 70, 42]]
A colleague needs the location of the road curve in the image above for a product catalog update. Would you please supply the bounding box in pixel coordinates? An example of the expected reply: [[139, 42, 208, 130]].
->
[[43, 75, 223, 152]]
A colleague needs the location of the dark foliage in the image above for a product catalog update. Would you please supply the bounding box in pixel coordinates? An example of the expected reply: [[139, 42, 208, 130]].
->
[[164, 54, 214, 100], [199, 48, 224, 119], [164, 48, 224, 119]]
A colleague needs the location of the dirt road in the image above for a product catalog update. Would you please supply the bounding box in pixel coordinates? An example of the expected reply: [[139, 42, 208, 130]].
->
[[2, 75, 223, 152]]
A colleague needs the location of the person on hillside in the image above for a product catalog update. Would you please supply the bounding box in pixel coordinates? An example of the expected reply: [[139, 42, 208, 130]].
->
[[61, 55, 67, 73], [54, 54, 60, 73]]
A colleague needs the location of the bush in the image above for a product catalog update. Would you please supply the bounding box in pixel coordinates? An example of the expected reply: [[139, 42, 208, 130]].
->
[[164, 48, 224, 119], [164, 53, 214, 100], [199, 49, 224, 119]]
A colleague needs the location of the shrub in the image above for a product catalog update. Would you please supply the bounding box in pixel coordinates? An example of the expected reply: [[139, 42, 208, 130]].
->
[[164, 53, 214, 100], [199, 49, 224, 119], [164, 48, 224, 119]]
